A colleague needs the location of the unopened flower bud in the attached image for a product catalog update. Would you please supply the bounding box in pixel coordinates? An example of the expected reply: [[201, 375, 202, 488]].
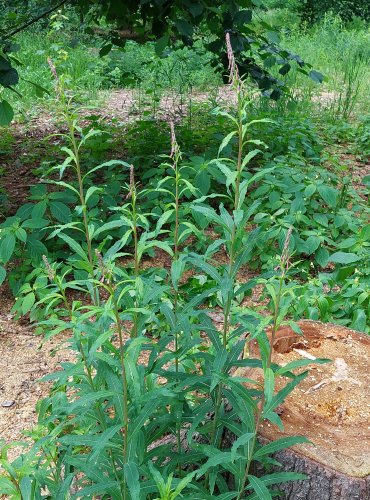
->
[[42, 255, 55, 281], [169, 121, 179, 160], [225, 32, 240, 87]]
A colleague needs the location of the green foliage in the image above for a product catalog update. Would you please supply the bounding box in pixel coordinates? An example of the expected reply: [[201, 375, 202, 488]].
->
[[289, 223, 370, 332], [0, 76, 329, 499], [300, 0, 370, 24], [100, 41, 220, 91], [1, 94, 368, 331], [0, 0, 326, 123], [0, 10, 369, 496], [262, 0, 299, 8], [355, 114, 370, 159], [278, 14, 369, 115]]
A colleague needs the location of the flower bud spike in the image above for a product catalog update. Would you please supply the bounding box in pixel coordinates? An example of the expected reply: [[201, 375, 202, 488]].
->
[[225, 32, 240, 87], [47, 58, 61, 97], [129, 165, 135, 190], [169, 121, 179, 160], [281, 226, 293, 270], [95, 249, 109, 283], [125, 165, 135, 199], [42, 255, 55, 281]]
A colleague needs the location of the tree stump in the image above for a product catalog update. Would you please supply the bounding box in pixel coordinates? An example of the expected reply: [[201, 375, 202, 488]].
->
[[236, 320, 370, 500]]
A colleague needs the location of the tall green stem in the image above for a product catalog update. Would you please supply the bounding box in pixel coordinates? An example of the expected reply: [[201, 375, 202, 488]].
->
[[234, 92, 244, 210], [47, 265, 122, 491], [131, 188, 139, 338], [109, 282, 129, 500], [210, 86, 244, 450], [67, 116, 98, 305], [168, 121, 182, 465], [173, 155, 182, 462], [236, 273, 285, 500]]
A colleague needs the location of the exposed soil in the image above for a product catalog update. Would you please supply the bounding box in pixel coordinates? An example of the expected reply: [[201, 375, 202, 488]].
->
[[0, 285, 74, 461], [100, 85, 234, 124]]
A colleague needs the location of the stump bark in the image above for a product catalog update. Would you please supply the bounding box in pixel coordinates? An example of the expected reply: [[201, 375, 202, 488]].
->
[[236, 320, 370, 500]]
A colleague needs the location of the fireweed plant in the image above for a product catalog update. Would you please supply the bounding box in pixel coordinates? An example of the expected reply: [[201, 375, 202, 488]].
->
[[0, 40, 330, 499]]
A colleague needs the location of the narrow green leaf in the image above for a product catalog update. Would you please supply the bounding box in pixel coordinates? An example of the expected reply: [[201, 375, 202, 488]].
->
[[241, 149, 262, 169], [231, 432, 254, 461], [58, 233, 88, 261], [195, 451, 234, 479], [218, 131, 237, 155], [276, 358, 330, 375], [124, 462, 140, 499], [0, 477, 19, 495], [253, 436, 309, 460], [247, 475, 272, 500], [93, 220, 123, 239], [83, 160, 130, 181], [264, 368, 275, 402], [173, 470, 197, 497], [245, 472, 307, 499], [263, 371, 307, 416], [188, 256, 222, 283]]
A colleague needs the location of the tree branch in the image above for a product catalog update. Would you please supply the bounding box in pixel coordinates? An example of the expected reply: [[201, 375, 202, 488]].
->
[[3, 0, 69, 40]]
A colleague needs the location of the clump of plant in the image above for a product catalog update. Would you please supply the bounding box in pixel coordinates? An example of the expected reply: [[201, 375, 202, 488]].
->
[[0, 35, 332, 499], [354, 114, 370, 160]]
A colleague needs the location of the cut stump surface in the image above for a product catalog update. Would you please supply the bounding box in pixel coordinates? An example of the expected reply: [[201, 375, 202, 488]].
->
[[236, 320, 370, 499]]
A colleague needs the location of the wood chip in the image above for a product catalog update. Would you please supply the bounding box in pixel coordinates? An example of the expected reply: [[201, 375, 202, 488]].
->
[[1, 400, 15, 408]]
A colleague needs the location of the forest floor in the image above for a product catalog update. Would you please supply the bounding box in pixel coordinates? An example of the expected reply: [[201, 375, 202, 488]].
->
[[0, 86, 369, 461]]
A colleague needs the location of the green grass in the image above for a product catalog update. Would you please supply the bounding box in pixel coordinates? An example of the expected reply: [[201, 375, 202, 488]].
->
[[4, 28, 221, 119], [5, 29, 104, 114], [278, 14, 370, 117], [4, 12, 369, 124]]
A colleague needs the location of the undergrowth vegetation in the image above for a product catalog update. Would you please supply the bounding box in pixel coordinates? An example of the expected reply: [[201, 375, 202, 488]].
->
[[0, 1, 369, 498]]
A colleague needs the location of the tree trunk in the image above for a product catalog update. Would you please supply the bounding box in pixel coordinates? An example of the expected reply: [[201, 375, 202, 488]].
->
[[254, 443, 370, 499], [236, 320, 370, 500]]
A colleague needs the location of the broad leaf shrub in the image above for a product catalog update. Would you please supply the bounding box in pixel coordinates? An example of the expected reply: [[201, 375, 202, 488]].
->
[[292, 229, 370, 333], [355, 114, 370, 160], [0, 48, 332, 499]]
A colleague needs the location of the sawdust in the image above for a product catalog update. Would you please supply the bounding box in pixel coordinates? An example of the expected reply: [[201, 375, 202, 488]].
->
[[239, 320, 370, 478]]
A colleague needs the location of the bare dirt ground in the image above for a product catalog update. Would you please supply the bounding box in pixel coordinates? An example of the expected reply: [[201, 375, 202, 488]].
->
[[0, 86, 368, 463], [0, 285, 74, 461]]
